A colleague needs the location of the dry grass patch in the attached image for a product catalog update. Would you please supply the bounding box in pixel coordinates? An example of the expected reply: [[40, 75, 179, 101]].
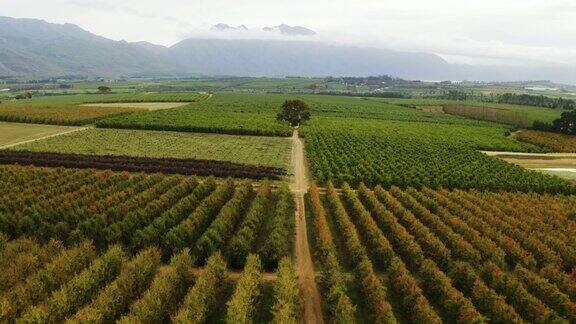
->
[[82, 102, 189, 111], [0, 122, 81, 147], [517, 129, 576, 153]]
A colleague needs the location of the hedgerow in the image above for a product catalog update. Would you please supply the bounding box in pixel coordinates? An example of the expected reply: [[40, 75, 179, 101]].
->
[[228, 182, 272, 268], [119, 249, 194, 323], [225, 254, 263, 323], [271, 257, 302, 324], [308, 182, 356, 323], [71, 247, 162, 323], [260, 184, 295, 270], [194, 182, 254, 263], [21, 245, 126, 323], [172, 251, 227, 323], [0, 241, 95, 320]]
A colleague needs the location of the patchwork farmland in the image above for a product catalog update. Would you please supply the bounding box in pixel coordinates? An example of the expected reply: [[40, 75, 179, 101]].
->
[[0, 89, 575, 323]]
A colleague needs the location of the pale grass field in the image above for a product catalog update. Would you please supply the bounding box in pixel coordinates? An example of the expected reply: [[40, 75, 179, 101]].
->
[[0, 122, 81, 147], [81, 102, 189, 111]]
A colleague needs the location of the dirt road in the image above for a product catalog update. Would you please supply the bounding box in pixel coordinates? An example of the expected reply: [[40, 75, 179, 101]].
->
[[291, 129, 324, 324], [481, 150, 576, 158]]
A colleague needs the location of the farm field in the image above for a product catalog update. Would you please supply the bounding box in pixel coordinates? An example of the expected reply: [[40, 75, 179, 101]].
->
[[0, 238, 299, 323], [15, 128, 292, 169], [300, 95, 494, 126], [0, 92, 210, 126], [384, 98, 563, 127], [81, 102, 190, 110], [516, 129, 576, 152], [0, 166, 294, 269], [0, 104, 139, 126], [96, 93, 294, 136], [2, 88, 576, 323], [301, 117, 575, 192], [0, 122, 81, 147], [96, 93, 496, 137], [82, 92, 211, 103], [308, 182, 576, 323]]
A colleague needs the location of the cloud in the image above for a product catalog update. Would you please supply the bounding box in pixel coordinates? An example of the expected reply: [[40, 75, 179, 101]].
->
[[2, 0, 576, 68]]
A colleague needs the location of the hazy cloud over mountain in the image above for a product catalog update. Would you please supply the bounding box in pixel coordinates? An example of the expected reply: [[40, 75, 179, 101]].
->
[[2, 0, 576, 75]]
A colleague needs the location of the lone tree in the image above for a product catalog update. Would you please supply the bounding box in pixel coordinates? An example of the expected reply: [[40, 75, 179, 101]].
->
[[98, 86, 112, 94], [15, 92, 32, 100], [552, 110, 576, 134], [277, 99, 310, 127]]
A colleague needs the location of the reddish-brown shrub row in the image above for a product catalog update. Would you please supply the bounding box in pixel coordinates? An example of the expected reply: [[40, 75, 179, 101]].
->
[[308, 182, 356, 323], [408, 188, 506, 267], [418, 259, 484, 323], [515, 266, 576, 321], [423, 188, 532, 269], [341, 183, 395, 269], [390, 186, 483, 266], [480, 262, 562, 323], [372, 185, 452, 270], [539, 265, 576, 301], [462, 191, 564, 269], [0, 150, 286, 180], [358, 186, 426, 269], [388, 257, 443, 324], [325, 182, 397, 324], [450, 261, 523, 323]]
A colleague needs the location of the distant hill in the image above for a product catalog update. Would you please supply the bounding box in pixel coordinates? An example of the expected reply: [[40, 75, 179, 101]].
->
[[0, 16, 177, 78], [0, 16, 451, 79], [1, 16, 575, 84], [169, 38, 450, 78]]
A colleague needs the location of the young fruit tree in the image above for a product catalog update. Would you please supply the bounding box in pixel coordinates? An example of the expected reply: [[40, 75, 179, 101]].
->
[[277, 100, 310, 127]]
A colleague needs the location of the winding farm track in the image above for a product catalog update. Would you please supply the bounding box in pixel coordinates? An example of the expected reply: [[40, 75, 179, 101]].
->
[[291, 129, 324, 324], [0, 126, 91, 150]]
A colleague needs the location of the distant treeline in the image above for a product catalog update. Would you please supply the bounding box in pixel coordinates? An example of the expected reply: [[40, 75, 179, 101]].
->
[[315, 91, 410, 99], [498, 93, 575, 110]]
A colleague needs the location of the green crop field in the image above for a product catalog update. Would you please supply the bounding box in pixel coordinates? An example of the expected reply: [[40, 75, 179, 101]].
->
[[82, 92, 210, 103], [15, 128, 292, 168], [384, 98, 563, 127], [96, 93, 498, 137], [0, 122, 80, 147], [0, 92, 211, 126], [96, 93, 294, 136], [301, 117, 576, 192]]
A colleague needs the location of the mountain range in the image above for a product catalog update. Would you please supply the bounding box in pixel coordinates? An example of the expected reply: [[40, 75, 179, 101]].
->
[[1, 16, 575, 84]]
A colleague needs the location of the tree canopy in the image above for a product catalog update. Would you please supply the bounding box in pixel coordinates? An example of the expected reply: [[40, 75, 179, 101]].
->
[[277, 100, 311, 127], [98, 86, 112, 94], [552, 111, 576, 134]]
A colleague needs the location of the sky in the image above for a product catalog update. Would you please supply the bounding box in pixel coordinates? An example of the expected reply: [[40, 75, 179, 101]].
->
[[2, 0, 576, 67]]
